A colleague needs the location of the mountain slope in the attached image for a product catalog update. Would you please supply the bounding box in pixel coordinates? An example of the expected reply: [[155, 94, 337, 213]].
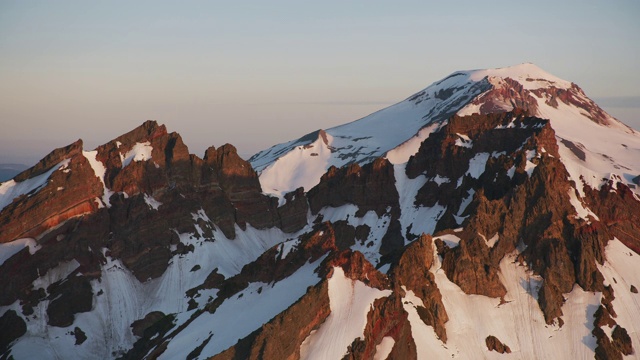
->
[[251, 63, 640, 202], [1, 64, 640, 360]]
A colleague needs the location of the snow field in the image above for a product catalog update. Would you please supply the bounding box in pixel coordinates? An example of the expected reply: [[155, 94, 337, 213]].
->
[[1, 221, 296, 359], [404, 237, 601, 359], [160, 255, 326, 360], [299, 267, 392, 360], [597, 238, 640, 357], [258, 133, 335, 203], [121, 142, 153, 168], [253, 64, 491, 197], [373, 336, 395, 360]]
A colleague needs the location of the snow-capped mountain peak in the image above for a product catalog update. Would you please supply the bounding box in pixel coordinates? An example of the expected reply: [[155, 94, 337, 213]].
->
[[463, 62, 573, 90], [251, 63, 640, 200]]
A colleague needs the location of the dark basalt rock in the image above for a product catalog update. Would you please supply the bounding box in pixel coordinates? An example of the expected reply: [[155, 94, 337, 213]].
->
[[73, 327, 87, 345], [277, 187, 309, 233], [131, 311, 166, 338], [380, 218, 405, 258], [46, 275, 93, 327], [0, 310, 27, 353], [204, 144, 280, 232], [307, 157, 399, 218]]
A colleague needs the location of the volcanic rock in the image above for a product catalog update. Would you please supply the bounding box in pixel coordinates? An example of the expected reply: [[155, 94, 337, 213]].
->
[[485, 335, 511, 354]]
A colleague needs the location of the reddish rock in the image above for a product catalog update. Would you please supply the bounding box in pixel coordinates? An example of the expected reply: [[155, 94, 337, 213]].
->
[[13, 139, 84, 182], [439, 232, 507, 299], [405, 109, 609, 325], [485, 335, 511, 354], [392, 234, 448, 341], [0, 140, 103, 244], [584, 181, 640, 255], [611, 325, 633, 356], [344, 294, 417, 360], [325, 250, 389, 290]]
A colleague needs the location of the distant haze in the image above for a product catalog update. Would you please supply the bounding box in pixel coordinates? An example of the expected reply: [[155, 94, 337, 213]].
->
[[1, 1, 639, 166]]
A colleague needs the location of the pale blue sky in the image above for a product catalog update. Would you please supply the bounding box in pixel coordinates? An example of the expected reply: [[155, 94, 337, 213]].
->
[[1, 1, 639, 164]]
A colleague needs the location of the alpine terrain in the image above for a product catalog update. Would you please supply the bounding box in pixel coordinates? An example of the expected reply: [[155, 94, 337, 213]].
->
[[1, 63, 639, 360]]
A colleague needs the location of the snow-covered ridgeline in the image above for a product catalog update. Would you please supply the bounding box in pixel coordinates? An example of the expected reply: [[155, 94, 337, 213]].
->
[[252, 69, 491, 199], [254, 63, 640, 205]]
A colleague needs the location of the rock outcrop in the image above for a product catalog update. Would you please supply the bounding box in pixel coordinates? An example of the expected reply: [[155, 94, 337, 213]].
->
[[485, 335, 511, 354], [0, 310, 26, 353], [307, 157, 399, 218], [392, 234, 448, 341]]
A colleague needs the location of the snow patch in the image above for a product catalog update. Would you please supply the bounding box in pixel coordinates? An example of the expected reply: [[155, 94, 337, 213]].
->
[[278, 238, 300, 259], [455, 133, 473, 148], [431, 175, 450, 185], [144, 194, 162, 210], [524, 149, 538, 176], [466, 153, 490, 179], [83, 150, 114, 207], [121, 142, 153, 168], [258, 132, 335, 202], [394, 163, 446, 242], [434, 234, 462, 248], [386, 122, 442, 165], [568, 189, 599, 223], [300, 267, 392, 360], [478, 233, 499, 248], [373, 336, 395, 360], [423, 249, 601, 359]]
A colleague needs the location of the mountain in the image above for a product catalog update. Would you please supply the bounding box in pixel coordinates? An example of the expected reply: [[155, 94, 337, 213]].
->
[[251, 63, 639, 201], [1, 64, 639, 360]]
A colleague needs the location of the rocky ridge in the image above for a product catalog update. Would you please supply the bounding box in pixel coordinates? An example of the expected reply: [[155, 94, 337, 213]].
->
[[1, 64, 639, 359]]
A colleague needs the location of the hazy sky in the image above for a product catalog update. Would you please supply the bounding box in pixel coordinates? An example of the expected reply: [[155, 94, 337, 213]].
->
[[1, 1, 639, 164]]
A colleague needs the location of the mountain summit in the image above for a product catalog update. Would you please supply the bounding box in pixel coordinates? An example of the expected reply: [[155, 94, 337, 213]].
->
[[1, 64, 639, 359], [251, 63, 638, 200]]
